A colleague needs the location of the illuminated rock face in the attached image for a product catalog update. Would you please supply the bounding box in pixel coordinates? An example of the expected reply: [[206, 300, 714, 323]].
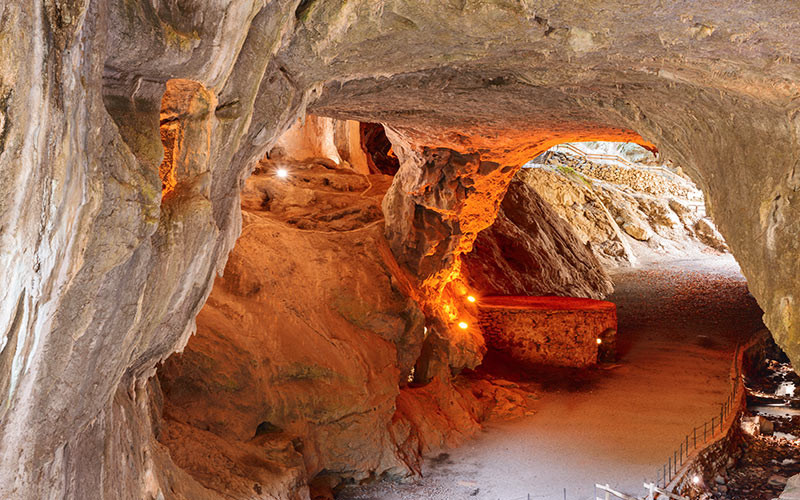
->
[[461, 177, 613, 299], [1, 1, 800, 499], [478, 296, 617, 368]]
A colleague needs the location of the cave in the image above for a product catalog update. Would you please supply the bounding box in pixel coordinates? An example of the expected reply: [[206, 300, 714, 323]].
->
[[2, 3, 800, 500]]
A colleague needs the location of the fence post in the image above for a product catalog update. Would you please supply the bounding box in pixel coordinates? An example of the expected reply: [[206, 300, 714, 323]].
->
[[693, 427, 697, 448], [679, 443, 683, 466], [605, 484, 611, 500]]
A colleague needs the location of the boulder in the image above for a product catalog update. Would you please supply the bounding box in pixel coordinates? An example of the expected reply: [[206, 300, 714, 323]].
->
[[695, 218, 729, 252]]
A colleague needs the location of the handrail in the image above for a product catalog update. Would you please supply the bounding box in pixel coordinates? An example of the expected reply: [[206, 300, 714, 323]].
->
[[596, 333, 767, 500], [552, 143, 679, 178], [596, 483, 640, 500]]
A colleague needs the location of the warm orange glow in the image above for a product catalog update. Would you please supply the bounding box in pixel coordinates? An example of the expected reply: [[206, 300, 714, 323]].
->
[[596, 338, 602, 345], [467, 295, 476, 303], [458, 322, 468, 329], [159, 122, 179, 195], [276, 167, 289, 179]]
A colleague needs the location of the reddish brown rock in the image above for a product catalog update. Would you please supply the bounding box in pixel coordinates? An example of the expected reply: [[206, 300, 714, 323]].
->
[[478, 296, 617, 368]]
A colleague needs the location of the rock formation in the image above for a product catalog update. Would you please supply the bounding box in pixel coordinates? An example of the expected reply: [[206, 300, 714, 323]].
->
[[2, 1, 800, 499], [462, 176, 613, 298], [521, 155, 728, 266]]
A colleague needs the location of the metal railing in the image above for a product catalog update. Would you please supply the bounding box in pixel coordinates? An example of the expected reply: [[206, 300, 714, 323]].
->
[[653, 342, 745, 488], [596, 482, 690, 500], [551, 143, 683, 181]]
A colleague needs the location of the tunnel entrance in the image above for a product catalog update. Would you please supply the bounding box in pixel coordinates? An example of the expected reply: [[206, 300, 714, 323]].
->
[[154, 122, 769, 500]]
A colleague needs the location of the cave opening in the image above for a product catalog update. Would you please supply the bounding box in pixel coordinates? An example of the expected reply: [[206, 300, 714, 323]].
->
[[152, 111, 775, 500], [6, 5, 800, 500]]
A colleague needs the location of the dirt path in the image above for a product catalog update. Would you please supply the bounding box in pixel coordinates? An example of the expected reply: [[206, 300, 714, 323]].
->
[[339, 256, 764, 500]]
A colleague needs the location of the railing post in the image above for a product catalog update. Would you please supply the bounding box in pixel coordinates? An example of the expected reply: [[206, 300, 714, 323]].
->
[[693, 427, 697, 448], [704, 421, 707, 442], [679, 443, 683, 466]]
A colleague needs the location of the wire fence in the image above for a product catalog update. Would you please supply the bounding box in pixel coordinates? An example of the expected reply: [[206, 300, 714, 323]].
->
[[653, 342, 745, 488]]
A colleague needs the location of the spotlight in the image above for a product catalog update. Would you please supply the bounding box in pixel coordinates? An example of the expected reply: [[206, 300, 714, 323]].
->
[[276, 168, 289, 179], [596, 338, 602, 344], [467, 295, 476, 303], [458, 322, 468, 329], [692, 475, 701, 485]]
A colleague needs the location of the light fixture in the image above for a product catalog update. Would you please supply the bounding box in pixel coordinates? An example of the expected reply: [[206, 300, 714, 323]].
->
[[458, 322, 468, 329], [691, 475, 701, 485], [276, 168, 289, 179], [596, 338, 602, 345], [467, 295, 476, 303]]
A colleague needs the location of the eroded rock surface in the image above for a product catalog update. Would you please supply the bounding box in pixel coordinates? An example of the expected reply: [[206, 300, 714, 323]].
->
[[462, 176, 613, 299], [158, 160, 541, 496], [2, 1, 800, 499]]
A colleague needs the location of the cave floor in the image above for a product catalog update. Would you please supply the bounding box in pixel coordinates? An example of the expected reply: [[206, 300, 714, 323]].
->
[[338, 255, 765, 500]]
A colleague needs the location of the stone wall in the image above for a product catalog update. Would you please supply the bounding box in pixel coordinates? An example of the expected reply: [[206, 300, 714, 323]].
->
[[478, 296, 617, 368]]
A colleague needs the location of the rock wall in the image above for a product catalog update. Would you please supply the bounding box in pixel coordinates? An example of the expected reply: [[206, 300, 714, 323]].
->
[[520, 164, 727, 267], [478, 296, 617, 368], [2, 1, 800, 499], [461, 176, 614, 298], [157, 159, 547, 497]]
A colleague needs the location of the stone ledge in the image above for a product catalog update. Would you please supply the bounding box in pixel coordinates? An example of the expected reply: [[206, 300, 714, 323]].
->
[[478, 296, 617, 368]]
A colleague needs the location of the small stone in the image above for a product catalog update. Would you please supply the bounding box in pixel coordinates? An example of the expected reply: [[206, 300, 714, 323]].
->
[[768, 475, 787, 487]]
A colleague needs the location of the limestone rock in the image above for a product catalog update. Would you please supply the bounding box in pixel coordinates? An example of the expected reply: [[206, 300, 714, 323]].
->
[[159, 162, 423, 489], [622, 221, 654, 241], [3, 1, 800, 499], [462, 176, 613, 299], [695, 218, 729, 252]]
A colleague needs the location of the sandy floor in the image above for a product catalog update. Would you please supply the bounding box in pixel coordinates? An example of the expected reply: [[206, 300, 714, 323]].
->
[[338, 255, 765, 500]]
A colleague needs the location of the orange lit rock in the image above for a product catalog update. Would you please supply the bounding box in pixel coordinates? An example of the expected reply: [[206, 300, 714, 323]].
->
[[159, 160, 424, 489], [478, 296, 617, 368], [158, 79, 217, 197]]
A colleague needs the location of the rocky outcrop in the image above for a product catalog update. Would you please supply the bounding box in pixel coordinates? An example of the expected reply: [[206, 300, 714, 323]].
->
[[521, 162, 727, 266], [158, 161, 423, 494], [462, 177, 613, 299]]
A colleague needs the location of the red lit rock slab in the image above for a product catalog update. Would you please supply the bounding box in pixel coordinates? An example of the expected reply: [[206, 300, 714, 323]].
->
[[478, 296, 617, 368]]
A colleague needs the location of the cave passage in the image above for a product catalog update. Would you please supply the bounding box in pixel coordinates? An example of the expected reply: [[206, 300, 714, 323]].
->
[[340, 252, 765, 500], [6, 5, 800, 500]]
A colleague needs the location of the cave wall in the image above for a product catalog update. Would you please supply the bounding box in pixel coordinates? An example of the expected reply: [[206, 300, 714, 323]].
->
[[461, 175, 613, 299], [1, 1, 800, 499]]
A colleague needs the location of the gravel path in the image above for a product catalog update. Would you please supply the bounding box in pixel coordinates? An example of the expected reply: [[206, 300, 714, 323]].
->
[[338, 256, 764, 500]]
